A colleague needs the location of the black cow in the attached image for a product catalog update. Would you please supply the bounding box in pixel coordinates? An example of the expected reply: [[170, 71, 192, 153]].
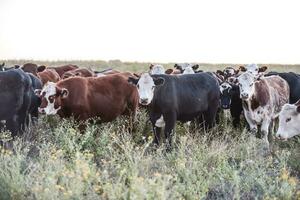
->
[[128, 73, 220, 147], [0, 69, 32, 136], [219, 82, 243, 127], [265, 72, 300, 104], [28, 73, 42, 124]]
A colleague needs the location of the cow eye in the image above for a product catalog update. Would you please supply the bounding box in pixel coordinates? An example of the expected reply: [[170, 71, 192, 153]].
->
[[286, 118, 291, 122]]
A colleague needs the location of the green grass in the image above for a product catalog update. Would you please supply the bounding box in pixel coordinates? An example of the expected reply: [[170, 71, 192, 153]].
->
[[0, 60, 299, 199]]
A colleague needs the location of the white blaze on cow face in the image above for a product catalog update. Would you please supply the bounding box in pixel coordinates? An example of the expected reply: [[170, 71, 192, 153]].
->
[[183, 66, 195, 74], [136, 73, 164, 105], [219, 82, 232, 94], [39, 82, 61, 115], [150, 65, 165, 75], [276, 104, 300, 140], [237, 72, 256, 100]]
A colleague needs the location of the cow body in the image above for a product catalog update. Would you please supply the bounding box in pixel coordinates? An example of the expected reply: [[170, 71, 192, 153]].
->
[[238, 72, 289, 147], [219, 82, 243, 127], [0, 69, 32, 136], [128, 73, 220, 147], [37, 69, 60, 85], [48, 64, 79, 77], [28, 73, 42, 124], [38, 74, 139, 122], [62, 68, 96, 79], [265, 72, 300, 104]]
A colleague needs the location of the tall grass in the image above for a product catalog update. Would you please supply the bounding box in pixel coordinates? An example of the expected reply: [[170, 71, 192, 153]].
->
[[0, 111, 299, 200]]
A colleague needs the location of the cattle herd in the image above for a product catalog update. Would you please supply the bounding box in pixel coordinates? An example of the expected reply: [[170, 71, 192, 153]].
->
[[0, 62, 299, 150]]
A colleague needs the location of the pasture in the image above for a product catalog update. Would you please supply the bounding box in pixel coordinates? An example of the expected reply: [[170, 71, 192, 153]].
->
[[0, 60, 300, 199]]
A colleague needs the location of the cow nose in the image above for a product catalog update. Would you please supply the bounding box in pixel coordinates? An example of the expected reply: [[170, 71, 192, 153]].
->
[[140, 98, 148, 104], [241, 93, 249, 99]]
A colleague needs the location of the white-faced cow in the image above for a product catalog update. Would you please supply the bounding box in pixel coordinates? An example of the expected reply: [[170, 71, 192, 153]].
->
[[276, 100, 300, 140], [128, 73, 220, 148], [174, 63, 200, 73], [276, 101, 300, 140], [237, 72, 289, 148], [239, 64, 268, 76], [149, 64, 166, 75], [36, 74, 139, 124]]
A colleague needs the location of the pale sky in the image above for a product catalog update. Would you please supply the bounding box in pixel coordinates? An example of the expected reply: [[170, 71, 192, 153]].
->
[[0, 0, 300, 63]]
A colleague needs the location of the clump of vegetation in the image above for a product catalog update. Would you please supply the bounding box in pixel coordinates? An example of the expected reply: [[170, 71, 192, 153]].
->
[[0, 110, 299, 200]]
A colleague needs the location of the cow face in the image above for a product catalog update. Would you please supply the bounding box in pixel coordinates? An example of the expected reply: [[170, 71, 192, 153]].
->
[[239, 64, 267, 76], [219, 82, 232, 109], [237, 71, 257, 100], [183, 66, 195, 74], [128, 73, 164, 105], [149, 64, 165, 75], [35, 82, 69, 115], [174, 63, 199, 73], [276, 103, 300, 140]]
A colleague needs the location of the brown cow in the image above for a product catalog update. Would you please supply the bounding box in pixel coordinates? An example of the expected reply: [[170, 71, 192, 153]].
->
[[237, 71, 289, 150], [37, 69, 60, 85], [48, 64, 79, 77], [62, 68, 96, 79], [35, 74, 139, 123]]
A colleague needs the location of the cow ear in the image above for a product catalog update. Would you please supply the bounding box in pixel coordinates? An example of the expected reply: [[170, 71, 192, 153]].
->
[[128, 77, 139, 85], [34, 89, 42, 97], [192, 64, 199, 70], [216, 70, 224, 76], [61, 88, 69, 99], [153, 77, 165, 86], [174, 64, 178, 68], [259, 66, 268, 73], [239, 66, 246, 72], [14, 65, 20, 69], [149, 64, 154, 70], [37, 65, 46, 72], [165, 69, 173, 74]]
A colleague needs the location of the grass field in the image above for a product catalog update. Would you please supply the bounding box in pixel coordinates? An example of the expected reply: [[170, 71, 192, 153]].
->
[[0, 60, 299, 199]]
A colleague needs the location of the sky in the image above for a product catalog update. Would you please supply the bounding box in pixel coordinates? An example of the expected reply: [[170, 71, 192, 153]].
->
[[0, 0, 300, 63]]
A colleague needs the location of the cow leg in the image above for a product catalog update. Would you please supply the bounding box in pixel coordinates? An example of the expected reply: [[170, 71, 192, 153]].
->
[[243, 110, 257, 134], [150, 113, 163, 146], [230, 107, 240, 128], [6, 116, 19, 138], [163, 112, 176, 149], [261, 118, 271, 150], [203, 104, 218, 129]]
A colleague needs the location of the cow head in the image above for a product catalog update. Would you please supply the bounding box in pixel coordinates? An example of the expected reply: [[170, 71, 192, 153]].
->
[[276, 102, 300, 140], [183, 66, 195, 74], [35, 82, 69, 115], [237, 71, 262, 101], [21, 63, 46, 76], [174, 63, 199, 73], [128, 73, 164, 105], [149, 64, 165, 75], [219, 82, 233, 109], [239, 64, 268, 75]]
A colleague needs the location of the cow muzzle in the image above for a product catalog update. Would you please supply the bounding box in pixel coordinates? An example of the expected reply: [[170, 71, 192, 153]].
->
[[240, 93, 249, 100], [140, 98, 149, 105]]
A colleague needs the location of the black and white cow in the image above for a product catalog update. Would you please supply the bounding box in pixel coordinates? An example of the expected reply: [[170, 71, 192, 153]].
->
[[149, 64, 166, 75], [0, 69, 33, 136], [219, 81, 243, 127], [237, 71, 289, 148], [128, 73, 220, 147], [216, 66, 239, 80], [174, 63, 201, 73]]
